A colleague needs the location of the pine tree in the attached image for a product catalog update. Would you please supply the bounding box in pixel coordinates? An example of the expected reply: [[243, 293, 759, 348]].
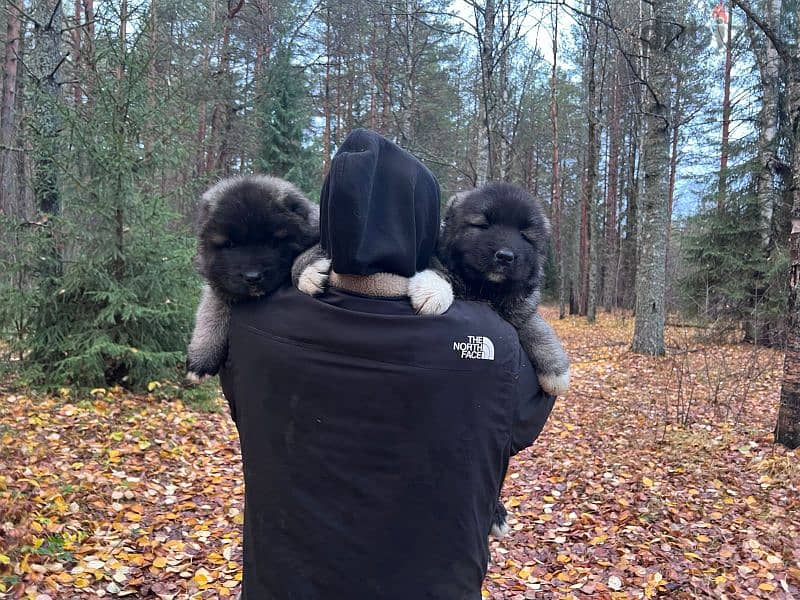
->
[[257, 47, 317, 195]]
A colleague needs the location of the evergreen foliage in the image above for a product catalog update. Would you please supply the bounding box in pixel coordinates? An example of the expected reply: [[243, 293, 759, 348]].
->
[[256, 47, 318, 196], [681, 156, 788, 343], [0, 5, 200, 391]]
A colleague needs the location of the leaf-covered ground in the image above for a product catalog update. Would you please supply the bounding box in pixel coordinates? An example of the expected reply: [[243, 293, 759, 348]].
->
[[1, 309, 798, 599]]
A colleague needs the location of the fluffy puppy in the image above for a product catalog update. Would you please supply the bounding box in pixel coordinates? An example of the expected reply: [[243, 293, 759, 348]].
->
[[187, 175, 321, 380], [427, 182, 569, 538], [432, 182, 569, 395]]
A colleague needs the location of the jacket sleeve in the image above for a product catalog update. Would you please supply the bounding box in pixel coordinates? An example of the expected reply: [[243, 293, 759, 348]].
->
[[218, 352, 238, 424], [510, 347, 556, 455]]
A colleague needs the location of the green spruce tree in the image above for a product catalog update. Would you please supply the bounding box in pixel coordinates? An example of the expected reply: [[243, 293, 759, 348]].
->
[[257, 47, 318, 196]]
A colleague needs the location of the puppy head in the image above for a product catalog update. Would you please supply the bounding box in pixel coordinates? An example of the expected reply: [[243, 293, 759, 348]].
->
[[439, 182, 550, 299], [195, 175, 319, 299]]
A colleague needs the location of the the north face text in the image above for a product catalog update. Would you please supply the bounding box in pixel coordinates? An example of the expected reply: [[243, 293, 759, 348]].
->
[[453, 336, 495, 360]]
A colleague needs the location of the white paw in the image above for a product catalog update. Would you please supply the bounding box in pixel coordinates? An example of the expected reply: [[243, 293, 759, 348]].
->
[[186, 371, 212, 384], [538, 369, 570, 395], [297, 258, 331, 296], [490, 520, 510, 539], [408, 270, 454, 315]]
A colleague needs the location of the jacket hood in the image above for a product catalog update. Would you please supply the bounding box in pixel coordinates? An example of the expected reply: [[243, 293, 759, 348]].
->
[[320, 129, 441, 277]]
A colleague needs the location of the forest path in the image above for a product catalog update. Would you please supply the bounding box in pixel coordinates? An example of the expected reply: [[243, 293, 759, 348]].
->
[[0, 310, 797, 599]]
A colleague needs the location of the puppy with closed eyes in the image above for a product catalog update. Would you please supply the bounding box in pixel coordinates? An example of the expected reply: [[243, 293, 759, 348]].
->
[[186, 175, 321, 381], [431, 182, 570, 397]]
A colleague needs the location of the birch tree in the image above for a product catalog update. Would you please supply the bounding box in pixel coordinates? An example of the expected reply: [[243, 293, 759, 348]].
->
[[631, 0, 675, 356]]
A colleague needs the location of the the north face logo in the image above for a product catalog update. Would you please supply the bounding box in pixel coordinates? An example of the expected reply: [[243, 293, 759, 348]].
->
[[453, 336, 495, 360]]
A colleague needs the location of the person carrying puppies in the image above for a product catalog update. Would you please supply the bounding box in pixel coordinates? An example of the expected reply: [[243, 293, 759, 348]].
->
[[219, 128, 556, 599]]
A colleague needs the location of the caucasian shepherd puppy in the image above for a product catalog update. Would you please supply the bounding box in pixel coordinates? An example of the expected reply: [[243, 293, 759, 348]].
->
[[186, 175, 320, 380], [414, 182, 569, 538], [432, 182, 570, 396]]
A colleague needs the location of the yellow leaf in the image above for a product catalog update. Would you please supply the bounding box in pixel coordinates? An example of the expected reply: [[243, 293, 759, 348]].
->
[[74, 577, 91, 588], [147, 381, 161, 392], [194, 569, 211, 586], [642, 477, 654, 488], [152, 557, 167, 569], [697, 534, 711, 543], [556, 554, 571, 563], [55, 572, 74, 584], [589, 534, 608, 545], [53, 495, 68, 514], [124, 511, 141, 522], [506, 497, 521, 508], [518, 567, 531, 579], [90, 388, 106, 396], [714, 574, 727, 585], [758, 582, 776, 592], [0, 554, 9, 565]]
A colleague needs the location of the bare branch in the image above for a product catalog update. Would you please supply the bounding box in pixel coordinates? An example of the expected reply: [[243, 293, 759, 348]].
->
[[6, 0, 39, 27], [730, 0, 793, 66]]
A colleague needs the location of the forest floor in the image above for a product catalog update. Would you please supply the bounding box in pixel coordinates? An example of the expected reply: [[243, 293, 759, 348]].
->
[[1, 309, 798, 599]]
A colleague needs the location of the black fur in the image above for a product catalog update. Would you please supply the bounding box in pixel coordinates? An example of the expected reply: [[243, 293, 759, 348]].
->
[[187, 176, 319, 378], [438, 182, 550, 303], [437, 182, 552, 538], [196, 177, 319, 301]]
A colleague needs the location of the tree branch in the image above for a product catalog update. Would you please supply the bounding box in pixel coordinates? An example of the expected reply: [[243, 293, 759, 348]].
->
[[6, 1, 39, 27], [730, 0, 792, 66], [46, 0, 63, 31]]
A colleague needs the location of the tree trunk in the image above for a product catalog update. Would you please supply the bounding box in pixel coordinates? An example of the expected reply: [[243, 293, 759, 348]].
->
[[31, 0, 64, 216], [732, 0, 800, 449], [549, 6, 565, 319], [631, 0, 672, 356], [603, 56, 622, 311], [581, 0, 600, 318], [479, 0, 497, 181], [0, 3, 21, 218], [667, 71, 682, 251], [207, 0, 244, 176], [621, 125, 639, 310], [748, 0, 782, 248], [775, 62, 800, 447], [322, 8, 332, 172], [718, 6, 733, 209]]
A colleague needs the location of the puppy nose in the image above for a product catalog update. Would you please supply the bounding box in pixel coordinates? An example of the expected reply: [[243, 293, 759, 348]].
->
[[243, 271, 263, 284], [495, 249, 515, 264]]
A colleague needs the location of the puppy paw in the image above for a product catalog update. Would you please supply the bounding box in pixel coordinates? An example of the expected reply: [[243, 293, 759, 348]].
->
[[297, 257, 331, 296], [186, 353, 220, 382], [408, 270, 454, 315], [186, 371, 213, 384], [538, 369, 570, 395], [490, 502, 509, 539]]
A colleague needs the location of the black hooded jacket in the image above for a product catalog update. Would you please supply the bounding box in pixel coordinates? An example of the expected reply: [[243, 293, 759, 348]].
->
[[219, 130, 555, 599], [320, 128, 441, 277]]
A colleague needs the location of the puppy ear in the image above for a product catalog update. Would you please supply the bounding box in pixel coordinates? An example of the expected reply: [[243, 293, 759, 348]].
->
[[195, 200, 212, 234], [445, 191, 469, 213], [285, 191, 320, 245], [540, 212, 552, 241], [196, 178, 228, 233]]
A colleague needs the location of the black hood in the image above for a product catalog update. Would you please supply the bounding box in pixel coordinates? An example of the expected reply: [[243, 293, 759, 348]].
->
[[320, 129, 441, 277]]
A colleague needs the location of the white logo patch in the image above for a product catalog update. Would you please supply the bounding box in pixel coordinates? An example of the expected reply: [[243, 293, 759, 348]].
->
[[453, 336, 495, 360]]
